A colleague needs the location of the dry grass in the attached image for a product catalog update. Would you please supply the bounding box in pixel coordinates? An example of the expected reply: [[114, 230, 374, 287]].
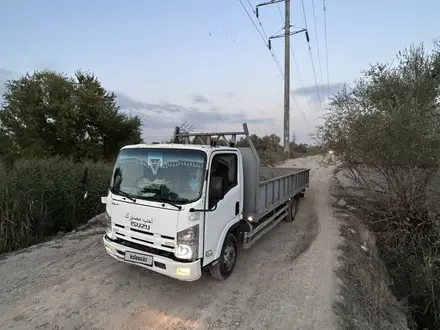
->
[[337, 167, 440, 329], [332, 175, 409, 330]]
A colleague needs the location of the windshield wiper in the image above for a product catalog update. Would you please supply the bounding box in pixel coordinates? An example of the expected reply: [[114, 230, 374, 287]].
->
[[109, 187, 136, 202], [141, 195, 182, 210]]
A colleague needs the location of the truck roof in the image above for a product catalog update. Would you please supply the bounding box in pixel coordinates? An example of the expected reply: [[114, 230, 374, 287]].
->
[[121, 143, 238, 152]]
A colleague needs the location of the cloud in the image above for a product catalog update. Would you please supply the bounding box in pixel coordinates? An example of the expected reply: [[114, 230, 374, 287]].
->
[[227, 92, 236, 98], [191, 94, 210, 103], [291, 82, 345, 104], [115, 92, 275, 138], [115, 92, 151, 110]]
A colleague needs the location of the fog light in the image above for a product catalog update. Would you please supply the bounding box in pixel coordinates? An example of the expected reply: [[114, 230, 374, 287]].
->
[[104, 243, 117, 255], [176, 267, 191, 276]]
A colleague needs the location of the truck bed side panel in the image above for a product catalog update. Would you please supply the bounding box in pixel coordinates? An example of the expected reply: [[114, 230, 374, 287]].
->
[[237, 146, 310, 222], [257, 169, 309, 220]]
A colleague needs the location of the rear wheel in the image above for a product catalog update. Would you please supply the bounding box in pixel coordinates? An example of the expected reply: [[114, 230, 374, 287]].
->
[[209, 233, 238, 280], [284, 196, 298, 222]]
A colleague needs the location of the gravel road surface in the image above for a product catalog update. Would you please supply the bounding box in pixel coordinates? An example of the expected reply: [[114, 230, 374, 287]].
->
[[0, 156, 340, 330]]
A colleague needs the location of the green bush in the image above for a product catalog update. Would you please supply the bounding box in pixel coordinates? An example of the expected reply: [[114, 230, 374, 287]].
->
[[319, 43, 440, 328], [0, 157, 113, 253]]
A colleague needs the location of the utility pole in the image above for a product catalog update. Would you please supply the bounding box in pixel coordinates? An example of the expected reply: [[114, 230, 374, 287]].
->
[[256, 0, 307, 156], [283, 0, 291, 154]]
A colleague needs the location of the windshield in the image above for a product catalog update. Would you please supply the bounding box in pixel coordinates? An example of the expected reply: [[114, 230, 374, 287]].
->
[[110, 148, 206, 204]]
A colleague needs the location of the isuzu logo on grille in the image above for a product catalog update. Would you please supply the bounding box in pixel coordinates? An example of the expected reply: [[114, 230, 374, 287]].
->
[[130, 221, 151, 230], [127, 213, 153, 231]]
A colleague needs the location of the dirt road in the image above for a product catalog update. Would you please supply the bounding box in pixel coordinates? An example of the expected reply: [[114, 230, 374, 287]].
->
[[0, 156, 340, 330]]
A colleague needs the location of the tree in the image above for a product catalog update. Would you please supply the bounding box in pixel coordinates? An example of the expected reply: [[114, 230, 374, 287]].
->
[[319, 43, 440, 223], [0, 69, 142, 161], [318, 42, 440, 328], [236, 133, 286, 166], [319, 43, 440, 170]]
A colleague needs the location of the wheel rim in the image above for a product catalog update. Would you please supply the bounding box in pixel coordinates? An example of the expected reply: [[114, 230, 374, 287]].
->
[[222, 242, 237, 272]]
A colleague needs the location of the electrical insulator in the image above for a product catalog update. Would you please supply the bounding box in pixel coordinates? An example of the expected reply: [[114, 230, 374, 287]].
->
[[268, 39, 272, 50], [305, 31, 310, 43], [256, 7, 259, 18]]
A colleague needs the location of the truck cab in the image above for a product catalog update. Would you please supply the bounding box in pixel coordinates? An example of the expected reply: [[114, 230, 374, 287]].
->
[[102, 142, 245, 281], [100, 123, 310, 281]]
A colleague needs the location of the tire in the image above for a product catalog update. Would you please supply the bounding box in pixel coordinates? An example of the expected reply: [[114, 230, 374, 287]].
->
[[299, 190, 306, 198], [209, 233, 238, 280], [284, 196, 298, 222]]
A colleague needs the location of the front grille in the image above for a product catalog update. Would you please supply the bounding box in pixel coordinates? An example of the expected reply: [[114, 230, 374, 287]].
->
[[113, 223, 175, 250], [108, 236, 194, 263], [113, 236, 175, 259]]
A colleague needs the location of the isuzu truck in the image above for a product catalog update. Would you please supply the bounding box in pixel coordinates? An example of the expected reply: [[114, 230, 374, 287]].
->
[[97, 123, 310, 281]]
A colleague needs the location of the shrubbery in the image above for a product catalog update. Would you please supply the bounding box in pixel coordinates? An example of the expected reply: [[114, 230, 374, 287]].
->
[[0, 157, 112, 253], [319, 42, 440, 329]]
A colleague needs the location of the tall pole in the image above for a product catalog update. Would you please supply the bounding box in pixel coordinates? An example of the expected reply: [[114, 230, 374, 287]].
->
[[256, 0, 306, 155], [283, 0, 291, 154]]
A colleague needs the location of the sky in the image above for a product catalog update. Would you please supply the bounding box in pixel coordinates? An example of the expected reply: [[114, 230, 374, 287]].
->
[[1, 0, 439, 143]]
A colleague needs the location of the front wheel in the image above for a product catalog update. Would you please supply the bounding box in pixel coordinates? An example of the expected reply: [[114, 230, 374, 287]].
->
[[209, 233, 238, 280]]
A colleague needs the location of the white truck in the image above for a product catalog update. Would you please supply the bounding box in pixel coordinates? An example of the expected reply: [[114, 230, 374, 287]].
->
[[96, 123, 310, 281]]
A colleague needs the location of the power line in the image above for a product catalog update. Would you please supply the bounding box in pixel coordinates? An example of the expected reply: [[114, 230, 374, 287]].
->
[[246, 0, 269, 40], [323, 0, 330, 95], [239, 0, 314, 138], [238, 1, 269, 49], [300, 0, 323, 110], [244, 0, 286, 77], [238, 0, 284, 76], [277, 2, 284, 20], [311, 0, 324, 94]]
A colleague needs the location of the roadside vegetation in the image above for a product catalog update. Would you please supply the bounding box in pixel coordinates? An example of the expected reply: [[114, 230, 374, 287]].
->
[[319, 42, 440, 329], [332, 172, 409, 329], [0, 70, 321, 254], [0, 70, 138, 253]]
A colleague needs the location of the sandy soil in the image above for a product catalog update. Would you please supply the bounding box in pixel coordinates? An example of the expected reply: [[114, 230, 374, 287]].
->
[[0, 156, 340, 330]]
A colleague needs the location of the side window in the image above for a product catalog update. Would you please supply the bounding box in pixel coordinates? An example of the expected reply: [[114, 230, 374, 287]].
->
[[210, 153, 238, 197]]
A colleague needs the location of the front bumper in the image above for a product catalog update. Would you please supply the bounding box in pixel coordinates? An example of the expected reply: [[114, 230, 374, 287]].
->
[[103, 235, 202, 281]]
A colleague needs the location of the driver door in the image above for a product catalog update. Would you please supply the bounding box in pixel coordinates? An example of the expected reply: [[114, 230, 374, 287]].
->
[[203, 151, 241, 266]]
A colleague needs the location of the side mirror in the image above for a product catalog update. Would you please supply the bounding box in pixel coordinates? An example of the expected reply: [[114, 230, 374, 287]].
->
[[209, 176, 224, 201]]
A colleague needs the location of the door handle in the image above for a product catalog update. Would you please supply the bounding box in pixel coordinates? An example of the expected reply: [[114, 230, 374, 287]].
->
[[235, 201, 239, 215]]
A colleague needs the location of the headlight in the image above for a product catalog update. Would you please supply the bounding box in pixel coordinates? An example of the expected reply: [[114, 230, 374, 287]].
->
[[175, 224, 199, 260]]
